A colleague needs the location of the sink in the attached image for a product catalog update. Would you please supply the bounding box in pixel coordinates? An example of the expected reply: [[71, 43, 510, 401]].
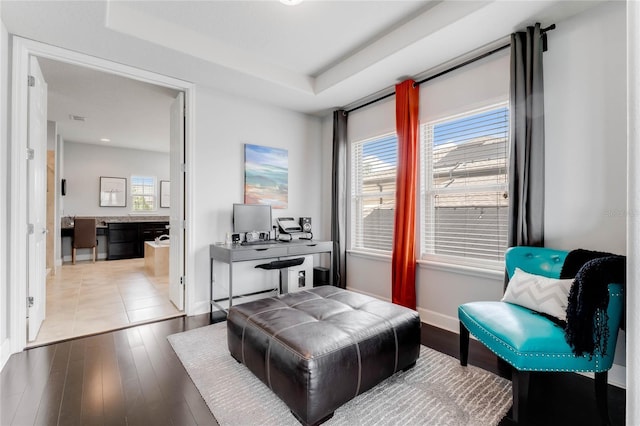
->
[[155, 235, 170, 246]]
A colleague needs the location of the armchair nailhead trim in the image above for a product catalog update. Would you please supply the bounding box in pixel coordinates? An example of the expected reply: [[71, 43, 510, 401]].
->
[[459, 311, 608, 373]]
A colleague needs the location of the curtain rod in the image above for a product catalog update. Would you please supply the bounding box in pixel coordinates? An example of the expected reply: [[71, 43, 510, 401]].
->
[[345, 24, 556, 115]]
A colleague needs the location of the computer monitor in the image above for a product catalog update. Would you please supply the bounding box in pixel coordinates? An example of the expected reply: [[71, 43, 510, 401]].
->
[[232, 203, 272, 233]]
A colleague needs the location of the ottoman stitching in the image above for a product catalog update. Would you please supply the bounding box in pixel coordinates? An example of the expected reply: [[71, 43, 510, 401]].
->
[[322, 290, 348, 299], [348, 301, 403, 373], [245, 305, 289, 321], [289, 296, 324, 309], [242, 305, 291, 364], [243, 318, 380, 362], [266, 339, 272, 389], [245, 319, 319, 360], [352, 337, 362, 398]]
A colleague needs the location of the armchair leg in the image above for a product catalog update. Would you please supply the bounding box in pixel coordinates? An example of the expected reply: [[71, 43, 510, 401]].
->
[[595, 371, 610, 426], [459, 322, 469, 366], [511, 369, 530, 423]]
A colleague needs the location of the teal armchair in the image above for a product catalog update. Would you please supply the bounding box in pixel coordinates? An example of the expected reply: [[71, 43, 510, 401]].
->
[[458, 246, 624, 424]]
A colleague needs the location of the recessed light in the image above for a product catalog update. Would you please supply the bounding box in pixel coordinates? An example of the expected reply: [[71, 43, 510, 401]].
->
[[280, 0, 303, 5], [100, 138, 111, 143]]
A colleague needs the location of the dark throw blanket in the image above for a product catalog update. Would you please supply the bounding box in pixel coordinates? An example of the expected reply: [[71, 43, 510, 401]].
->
[[560, 249, 626, 358]]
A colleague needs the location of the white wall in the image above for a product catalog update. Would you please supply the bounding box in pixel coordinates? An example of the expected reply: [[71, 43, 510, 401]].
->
[[544, 1, 627, 255], [544, 0, 627, 376], [192, 86, 323, 312], [627, 1, 639, 421], [337, 0, 627, 385], [0, 9, 10, 368], [62, 141, 170, 217]]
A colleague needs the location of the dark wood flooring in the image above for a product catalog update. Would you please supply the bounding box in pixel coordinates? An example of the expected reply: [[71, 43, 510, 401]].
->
[[1, 313, 625, 425]]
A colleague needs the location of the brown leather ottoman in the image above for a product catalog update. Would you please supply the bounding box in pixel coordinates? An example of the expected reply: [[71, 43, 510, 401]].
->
[[227, 286, 421, 426]]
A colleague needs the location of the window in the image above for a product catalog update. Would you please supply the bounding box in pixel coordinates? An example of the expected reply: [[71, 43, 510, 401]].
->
[[131, 176, 157, 211], [420, 104, 509, 265], [351, 133, 397, 252]]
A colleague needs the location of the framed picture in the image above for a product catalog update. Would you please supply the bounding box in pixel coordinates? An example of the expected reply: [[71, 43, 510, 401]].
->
[[99, 176, 126, 207], [160, 180, 170, 208], [244, 143, 288, 209]]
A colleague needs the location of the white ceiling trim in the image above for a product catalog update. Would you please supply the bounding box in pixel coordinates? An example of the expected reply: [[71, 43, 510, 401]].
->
[[106, 1, 315, 95], [315, 0, 491, 94], [105, 0, 498, 98]]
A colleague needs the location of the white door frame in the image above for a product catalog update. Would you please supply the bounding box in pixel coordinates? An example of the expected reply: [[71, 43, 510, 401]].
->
[[8, 36, 196, 355]]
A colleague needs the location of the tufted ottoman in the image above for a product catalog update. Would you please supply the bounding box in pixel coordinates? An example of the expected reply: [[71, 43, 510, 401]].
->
[[227, 286, 421, 426]]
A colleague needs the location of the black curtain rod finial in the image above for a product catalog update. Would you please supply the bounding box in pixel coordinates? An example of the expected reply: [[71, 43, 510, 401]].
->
[[345, 22, 555, 114]]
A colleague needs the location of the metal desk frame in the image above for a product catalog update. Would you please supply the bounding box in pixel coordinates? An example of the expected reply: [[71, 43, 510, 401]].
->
[[209, 240, 333, 312]]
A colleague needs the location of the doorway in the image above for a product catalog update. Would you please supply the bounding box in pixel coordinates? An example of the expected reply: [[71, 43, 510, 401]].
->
[[29, 57, 185, 346], [8, 37, 195, 353]]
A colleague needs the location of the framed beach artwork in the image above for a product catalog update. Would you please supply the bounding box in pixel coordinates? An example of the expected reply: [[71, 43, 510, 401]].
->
[[160, 180, 170, 208], [244, 143, 288, 209]]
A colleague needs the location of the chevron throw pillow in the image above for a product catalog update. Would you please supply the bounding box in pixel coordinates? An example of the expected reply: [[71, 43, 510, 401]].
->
[[502, 268, 573, 322]]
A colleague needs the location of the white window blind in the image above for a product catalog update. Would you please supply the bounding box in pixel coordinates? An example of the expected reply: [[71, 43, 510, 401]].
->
[[421, 104, 509, 264], [351, 133, 397, 252], [131, 176, 156, 211]]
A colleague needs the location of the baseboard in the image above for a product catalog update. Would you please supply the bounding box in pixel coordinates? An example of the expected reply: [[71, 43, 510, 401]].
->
[[416, 307, 459, 334], [345, 287, 391, 302], [607, 363, 626, 388], [62, 253, 108, 262], [192, 300, 212, 317], [416, 308, 626, 389], [1, 337, 11, 372], [577, 365, 626, 389]]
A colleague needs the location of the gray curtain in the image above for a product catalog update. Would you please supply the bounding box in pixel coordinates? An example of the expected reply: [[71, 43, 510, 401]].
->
[[331, 110, 348, 288], [508, 23, 545, 250]]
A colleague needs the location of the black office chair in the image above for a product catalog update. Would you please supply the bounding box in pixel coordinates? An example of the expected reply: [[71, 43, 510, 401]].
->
[[72, 218, 97, 264]]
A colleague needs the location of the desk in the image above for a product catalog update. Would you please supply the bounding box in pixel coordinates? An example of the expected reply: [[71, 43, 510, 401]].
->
[[61, 226, 108, 237], [210, 240, 332, 312]]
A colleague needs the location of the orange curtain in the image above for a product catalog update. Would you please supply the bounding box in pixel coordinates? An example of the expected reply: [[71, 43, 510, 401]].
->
[[392, 79, 419, 309]]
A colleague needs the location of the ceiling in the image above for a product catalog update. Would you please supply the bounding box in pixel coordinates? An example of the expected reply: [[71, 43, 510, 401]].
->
[[1, 0, 602, 152], [38, 58, 179, 152]]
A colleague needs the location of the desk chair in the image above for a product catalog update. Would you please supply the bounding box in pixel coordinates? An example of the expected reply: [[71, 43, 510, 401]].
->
[[256, 257, 305, 294], [72, 218, 97, 264]]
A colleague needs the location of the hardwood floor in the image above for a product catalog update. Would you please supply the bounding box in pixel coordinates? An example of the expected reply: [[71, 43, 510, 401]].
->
[[2, 314, 625, 425]]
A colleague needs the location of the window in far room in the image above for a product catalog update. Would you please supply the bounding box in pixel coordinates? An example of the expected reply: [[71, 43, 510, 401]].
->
[[131, 175, 157, 211], [420, 104, 509, 266], [351, 133, 398, 253]]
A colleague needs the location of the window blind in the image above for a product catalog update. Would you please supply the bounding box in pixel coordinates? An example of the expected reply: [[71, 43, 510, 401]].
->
[[351, 134, 397, 252], [421, 105, 508, 262]]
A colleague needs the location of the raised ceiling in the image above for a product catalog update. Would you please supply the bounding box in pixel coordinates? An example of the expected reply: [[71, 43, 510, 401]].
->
[[1, 1, 602, 151]]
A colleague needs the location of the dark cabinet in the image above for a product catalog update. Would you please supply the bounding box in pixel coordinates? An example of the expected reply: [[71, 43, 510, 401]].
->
[[107, 222, 169, 260], [140, 222, 169, 242], [107, 223, 140, 260]]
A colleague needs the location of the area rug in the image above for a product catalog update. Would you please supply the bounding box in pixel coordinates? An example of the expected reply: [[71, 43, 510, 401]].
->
[[168, 322, 511, 426]]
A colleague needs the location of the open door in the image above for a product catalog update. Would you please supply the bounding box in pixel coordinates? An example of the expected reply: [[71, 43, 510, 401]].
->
[[27, 56, 48, 341], [169, 92, 185, 310]]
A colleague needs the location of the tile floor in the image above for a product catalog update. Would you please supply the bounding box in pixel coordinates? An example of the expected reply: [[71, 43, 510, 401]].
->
[[29, 258, 183, 347]]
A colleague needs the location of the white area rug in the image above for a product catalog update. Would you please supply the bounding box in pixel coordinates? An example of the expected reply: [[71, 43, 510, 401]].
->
[[168, 322, 511, 426]]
